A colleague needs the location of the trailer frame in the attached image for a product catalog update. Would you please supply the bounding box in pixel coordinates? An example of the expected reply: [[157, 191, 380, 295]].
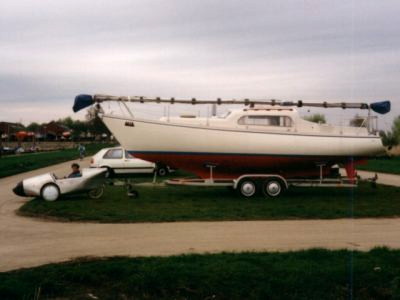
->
[[165, 164, 362, 198]]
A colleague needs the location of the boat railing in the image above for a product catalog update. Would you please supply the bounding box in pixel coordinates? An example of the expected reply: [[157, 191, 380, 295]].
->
[[354, 115, 378, 135], [334, 115, 379, 136]]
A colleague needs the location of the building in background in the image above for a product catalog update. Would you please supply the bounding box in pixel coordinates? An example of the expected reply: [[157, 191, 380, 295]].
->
[[0, 122, 25, 141], [39, 121, 71, 140]]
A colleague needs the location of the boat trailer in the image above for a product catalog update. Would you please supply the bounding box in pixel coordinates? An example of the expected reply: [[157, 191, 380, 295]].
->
[[165, 164, 377, 198]]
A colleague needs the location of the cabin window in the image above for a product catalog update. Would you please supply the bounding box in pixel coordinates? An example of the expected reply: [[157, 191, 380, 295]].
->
[[103, 149, 123, 159], [238, 116, 292, 127]]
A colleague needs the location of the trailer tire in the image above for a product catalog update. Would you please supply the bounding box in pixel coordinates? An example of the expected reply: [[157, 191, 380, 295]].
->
[[262, 178, 284, 197], [237, 179, 257, 198], [157, 166, 168, 177]]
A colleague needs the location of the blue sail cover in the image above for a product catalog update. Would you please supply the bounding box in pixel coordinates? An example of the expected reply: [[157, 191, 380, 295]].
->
[[73, 94, 94, 112], [370, 101, 391, 114]]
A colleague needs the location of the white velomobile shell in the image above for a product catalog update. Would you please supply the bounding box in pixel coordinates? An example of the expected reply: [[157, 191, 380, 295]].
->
[[55, 168, 107, 194], [23, 173, 55, 197], [17, 168, 107, 198]]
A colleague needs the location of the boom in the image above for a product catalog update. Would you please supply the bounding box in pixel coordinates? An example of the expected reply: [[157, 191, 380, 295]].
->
[[73, 94, 391, 114]]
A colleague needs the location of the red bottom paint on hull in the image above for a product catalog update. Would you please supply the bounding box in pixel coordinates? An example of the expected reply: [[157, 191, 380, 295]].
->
[[132, 152, 366, 179]]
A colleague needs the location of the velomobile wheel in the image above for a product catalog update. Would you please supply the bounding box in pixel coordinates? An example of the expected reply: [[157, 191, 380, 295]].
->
[[88, 186, 104, 199], [262, 179, 283, 197], [40, 183, 60, 201], [238, 179, 257, 198]]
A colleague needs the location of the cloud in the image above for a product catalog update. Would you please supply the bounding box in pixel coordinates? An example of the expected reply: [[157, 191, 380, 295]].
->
[[0, 0, 399, 125]]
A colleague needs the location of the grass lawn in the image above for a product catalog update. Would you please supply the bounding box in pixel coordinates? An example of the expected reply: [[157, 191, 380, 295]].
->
[[19, 180, 400, 222], [357, 156, 400, 175], [0, 143, 114, 178], [1, 248, 400, 299]]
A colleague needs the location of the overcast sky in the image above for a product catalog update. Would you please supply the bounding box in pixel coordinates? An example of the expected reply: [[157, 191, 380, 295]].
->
[[0, 0, 399, 127]]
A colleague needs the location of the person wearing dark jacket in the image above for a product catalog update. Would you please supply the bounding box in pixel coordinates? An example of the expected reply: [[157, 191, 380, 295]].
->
[[67, 163, 82, 178]]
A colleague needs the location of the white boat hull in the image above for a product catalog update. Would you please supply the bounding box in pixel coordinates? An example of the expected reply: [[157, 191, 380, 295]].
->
[[102, 115, 385, 179]]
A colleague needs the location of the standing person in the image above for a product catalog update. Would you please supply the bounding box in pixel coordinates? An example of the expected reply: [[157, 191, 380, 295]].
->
[[78, 143, 86, 160]]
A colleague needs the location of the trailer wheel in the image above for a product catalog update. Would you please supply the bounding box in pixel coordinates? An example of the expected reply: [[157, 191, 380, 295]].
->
[[262, 179, 283, 197], [41, 183, 60, 201], [238, 179, 257, 197], [157, 166, 168, 177]]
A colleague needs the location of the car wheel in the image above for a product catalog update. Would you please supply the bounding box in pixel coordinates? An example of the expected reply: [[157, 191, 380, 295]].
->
[[40, 183, 60, 201], [262, 179, 284, 197], [157, 166, 168, 177], [88, 186, 104, 199], [237, 179, 257, 198]]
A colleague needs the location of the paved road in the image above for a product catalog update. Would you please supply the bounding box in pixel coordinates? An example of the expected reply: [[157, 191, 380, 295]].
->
[[357, 170, 400, 187], [0, 161, 399, 272]]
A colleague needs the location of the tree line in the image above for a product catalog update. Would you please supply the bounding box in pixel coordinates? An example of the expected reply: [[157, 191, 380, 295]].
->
[[25, 115, 110, 140]]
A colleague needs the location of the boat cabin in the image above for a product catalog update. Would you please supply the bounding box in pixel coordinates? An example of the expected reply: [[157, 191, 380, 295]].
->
[[161, 105, 375, 137]]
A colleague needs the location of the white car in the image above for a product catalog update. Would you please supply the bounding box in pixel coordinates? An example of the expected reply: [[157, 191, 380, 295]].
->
[[13, 168, 107, 201], [90, 147, 169, 177]]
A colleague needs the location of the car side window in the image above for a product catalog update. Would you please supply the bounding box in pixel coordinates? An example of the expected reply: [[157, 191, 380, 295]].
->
[[103, 149, 123, 159], [125, 151, 134, 159]]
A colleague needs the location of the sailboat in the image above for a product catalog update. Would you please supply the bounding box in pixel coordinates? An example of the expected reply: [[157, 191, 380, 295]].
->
[[73, 94, 390, 196]]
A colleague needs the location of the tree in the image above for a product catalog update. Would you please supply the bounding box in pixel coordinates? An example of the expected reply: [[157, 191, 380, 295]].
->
[[26, 122, 41, 132], [380, 116, 400, 147], [57, 117, 75, 129], [380, 130, 398, 147], [71, 120, 87, 140], [54, 117, 81, 140], [393, 116, 400, 139], [85, 108, 111, 136], [303, 114, 326, 124]]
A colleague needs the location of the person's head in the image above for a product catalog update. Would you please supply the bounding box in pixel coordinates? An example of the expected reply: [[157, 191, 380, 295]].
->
[[71, 163, 80, 172]]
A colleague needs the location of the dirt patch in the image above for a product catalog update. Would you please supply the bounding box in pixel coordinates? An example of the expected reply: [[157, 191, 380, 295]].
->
[[389, 146, 400, 156]]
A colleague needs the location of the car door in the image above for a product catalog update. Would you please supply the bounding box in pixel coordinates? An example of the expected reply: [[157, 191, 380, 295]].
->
[[124, 151, 155, 174]]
